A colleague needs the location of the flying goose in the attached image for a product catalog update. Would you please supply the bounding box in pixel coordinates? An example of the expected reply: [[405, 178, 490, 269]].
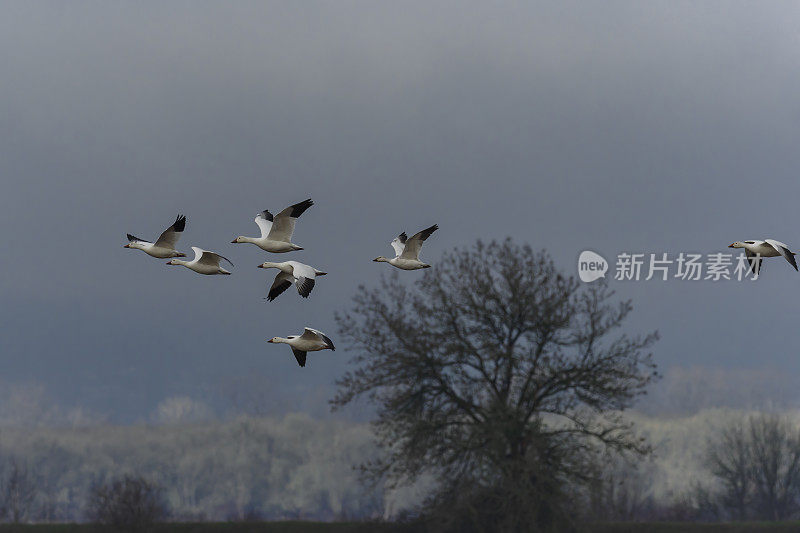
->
[[257, 261, 327, 300], [268, 327, 335, 367], [167, 246, 234, 275], [373, 224, 439, 270], [232, 199, 314, 252], [124, 215, 187, 258], [728, 239, 798, 276]]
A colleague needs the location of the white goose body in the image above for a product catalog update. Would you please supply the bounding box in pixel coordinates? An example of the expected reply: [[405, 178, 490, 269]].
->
[[124, 215, 187, 259], [167, 246, 234, 275], [728, 239, 798, 276], [258, 260, 327, 300], [374, 224, 439, 270], [232, 199, 313, 253], [268, 327, 335, 367]]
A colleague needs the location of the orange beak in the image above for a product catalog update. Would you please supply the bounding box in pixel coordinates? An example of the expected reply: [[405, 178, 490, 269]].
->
[[727, 243, 735, 248], [267, 338, 274, 343], [123, 244, 130, 248]]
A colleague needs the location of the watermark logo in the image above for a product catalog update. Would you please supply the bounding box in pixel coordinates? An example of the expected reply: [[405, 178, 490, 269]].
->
[[577, 251, 759, 282], [578, 251, 608, 283]]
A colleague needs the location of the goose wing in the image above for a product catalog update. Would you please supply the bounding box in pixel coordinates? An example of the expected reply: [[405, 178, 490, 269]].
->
[[765, 239, 798, 271], [267, 271, 293, 301], [291, 348, 308, 367], [390, 232, 407, 258], [745, 249, 762, 277], [400, 224, 438, 260], [301, 328, 335, 350], [288, 261, 318, 298], [192, 247, 234, 267], [127, 234, 151, 244], [254, 210, 274, 239], [154, 215, 186, 249], [266, 199, 313, 242]]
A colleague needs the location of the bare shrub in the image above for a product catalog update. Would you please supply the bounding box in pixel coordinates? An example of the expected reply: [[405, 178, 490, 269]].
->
[[86, 475, 168, 531]]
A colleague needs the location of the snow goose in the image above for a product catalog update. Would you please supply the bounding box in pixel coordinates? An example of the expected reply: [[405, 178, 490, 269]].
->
[[373, 224, 439, 270], [167, 246, 233, 275], [231, 199, 314, 252], [124, 215, 187, 258], [728, 239, 798, 276], [268, 327, 335, 367], [257, 260, 327, 300]]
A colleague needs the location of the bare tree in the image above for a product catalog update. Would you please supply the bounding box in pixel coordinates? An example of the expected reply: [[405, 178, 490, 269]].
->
[[0, 459, 37, 523], [706, 414, 800, 521], [706, 421, 750, 520], [86, 475, 168, 531], [332, 240, 659, 531], [585, 454, 657, 522], [748, 415, 800, 520]]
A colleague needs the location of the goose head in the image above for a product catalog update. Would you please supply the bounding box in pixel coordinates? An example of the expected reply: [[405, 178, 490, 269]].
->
[[373, 256, 390, 263], [728, 242, 744, 248], [166, 259, 182, 266], [231, 236, 245, 244]]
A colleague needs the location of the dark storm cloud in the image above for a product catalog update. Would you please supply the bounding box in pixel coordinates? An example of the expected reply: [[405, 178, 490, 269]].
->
[[2, 1, 799, 420]]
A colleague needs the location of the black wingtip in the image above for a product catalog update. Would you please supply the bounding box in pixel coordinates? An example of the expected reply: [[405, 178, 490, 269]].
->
[[258, 210, 274, 222], [322, 335, 336, 351], [398, 232, 407, 243], [292, 349, 308, 367], [419, 224, 438, 241], [289, 198, 314, 218], [267, 280, 292, 301], [297, 277, 315, 298], [173, 214, 186, 233]]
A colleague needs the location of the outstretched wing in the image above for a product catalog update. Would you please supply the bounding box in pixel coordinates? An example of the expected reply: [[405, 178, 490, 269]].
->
[[295, 277, 315, 298], [291, 348, 307, 367], [745, 249, 762, 277], [267, 272, 293, 301], [267, 199, 313, 242], [195, 248, 234, 267], [289, 262, 318, 298], [765, 239, 798, 271], [154, 214, 186, 249], [400, 224, 438, 260], [189, 246, 204, 262], [127, 233, 150, 244], [390, 232, 407, 258], [254, 210, 274, 239], [302, 328, 335, 350]]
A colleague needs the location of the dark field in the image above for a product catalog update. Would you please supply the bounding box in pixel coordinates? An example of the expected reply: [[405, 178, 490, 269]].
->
[[1, 523, 800, 533], [0, 524, 411, 533], [585, 523, 800, 533]]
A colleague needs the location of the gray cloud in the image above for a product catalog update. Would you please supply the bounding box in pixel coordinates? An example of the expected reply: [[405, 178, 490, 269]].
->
[[1, 2, 799, 420]]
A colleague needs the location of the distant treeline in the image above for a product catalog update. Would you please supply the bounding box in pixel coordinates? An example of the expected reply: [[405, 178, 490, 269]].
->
[[0, 409, 799, 524], [0, 414, 395, 523]]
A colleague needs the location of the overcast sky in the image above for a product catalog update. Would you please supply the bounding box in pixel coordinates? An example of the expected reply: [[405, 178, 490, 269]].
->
[[2, 1, 800, 422]]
